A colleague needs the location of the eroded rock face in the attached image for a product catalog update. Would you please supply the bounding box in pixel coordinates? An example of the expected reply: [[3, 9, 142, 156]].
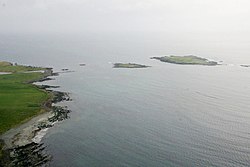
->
[[49, 106, 71, 122], [0, 139, 11, 166], [52, 91, 71, 103], [10, 142, 51, 167]]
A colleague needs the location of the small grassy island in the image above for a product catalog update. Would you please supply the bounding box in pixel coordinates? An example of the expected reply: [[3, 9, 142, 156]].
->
[[0, 61, 52, 135], [113, 63, 150, 68], [151, 55, 218, 66]]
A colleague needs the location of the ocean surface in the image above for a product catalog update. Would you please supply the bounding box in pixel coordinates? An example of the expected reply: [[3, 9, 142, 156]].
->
[[1, 32, 250, 166]]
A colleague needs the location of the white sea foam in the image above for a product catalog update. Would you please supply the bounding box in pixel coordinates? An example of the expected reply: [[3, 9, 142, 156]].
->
[[32, 128, 49, 143], [32, 121, 59, 143]]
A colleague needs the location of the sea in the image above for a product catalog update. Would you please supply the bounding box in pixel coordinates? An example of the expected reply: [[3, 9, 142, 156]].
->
[[1, 32, 250, 167]]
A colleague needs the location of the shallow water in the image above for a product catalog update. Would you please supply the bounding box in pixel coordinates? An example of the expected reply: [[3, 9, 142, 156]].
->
[[1, 32, 250, 166]]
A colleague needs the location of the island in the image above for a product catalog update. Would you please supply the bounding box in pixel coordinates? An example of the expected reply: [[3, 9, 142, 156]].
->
[[0, 61, 70, 166], [151, 55, 218, 66], [113, 63, 150, 68], [240, 65, 250, 68]]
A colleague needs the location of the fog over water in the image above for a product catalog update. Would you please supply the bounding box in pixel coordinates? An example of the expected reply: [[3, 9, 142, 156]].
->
[[1, 0, 250, 63], [0, 0, 250, 34]]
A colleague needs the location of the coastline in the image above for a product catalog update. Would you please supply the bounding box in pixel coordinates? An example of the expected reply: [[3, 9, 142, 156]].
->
[[0, 67, 71, 166], [1, 111, 53, 148]]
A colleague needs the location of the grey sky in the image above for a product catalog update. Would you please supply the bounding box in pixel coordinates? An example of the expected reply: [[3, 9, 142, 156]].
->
[[0, 0, 250, 34]]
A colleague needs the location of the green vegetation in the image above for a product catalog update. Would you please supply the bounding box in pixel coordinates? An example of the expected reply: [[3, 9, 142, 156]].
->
[[113, 63, 150, 68], [0, 61, 45, 73], [0, 62, 52, 134], [151, 55, 218, 66], [0, 61, 12, 66]]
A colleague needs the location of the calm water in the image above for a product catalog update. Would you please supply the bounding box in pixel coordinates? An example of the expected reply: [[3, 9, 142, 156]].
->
[[1, 32, 250, 166]]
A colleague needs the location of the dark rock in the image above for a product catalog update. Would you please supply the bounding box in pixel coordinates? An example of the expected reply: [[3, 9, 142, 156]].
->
[[10, 142, 51, 167], [0, 139, 11, 166], [48, 106, 71, 123], [52, 91, 71, 103], [240, 65, 250, 68], [37, 85, 60, 90]]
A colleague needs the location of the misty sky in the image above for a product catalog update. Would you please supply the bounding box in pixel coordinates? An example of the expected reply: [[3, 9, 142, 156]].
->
[[0, 0, 250, 34]]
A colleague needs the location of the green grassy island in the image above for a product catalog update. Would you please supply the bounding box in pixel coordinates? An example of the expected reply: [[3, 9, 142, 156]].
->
[[0, 61, 52, 135], [113, 63, 150, 68], [151, 55, 218, 66]]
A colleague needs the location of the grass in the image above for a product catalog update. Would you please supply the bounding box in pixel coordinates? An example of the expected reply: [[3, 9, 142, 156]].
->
[[0, 62, 12, 66], [152, 55, 217, 66], [0, 61, 45, 73], [0, 62, 51, 134]]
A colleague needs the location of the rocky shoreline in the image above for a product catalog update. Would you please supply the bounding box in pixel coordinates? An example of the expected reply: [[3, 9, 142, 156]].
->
[[0, 69, 72, 167]]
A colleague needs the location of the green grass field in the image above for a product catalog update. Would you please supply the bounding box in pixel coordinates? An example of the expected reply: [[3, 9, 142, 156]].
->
[[0, 62, 51, 134], [0, 62, 44, 73]]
